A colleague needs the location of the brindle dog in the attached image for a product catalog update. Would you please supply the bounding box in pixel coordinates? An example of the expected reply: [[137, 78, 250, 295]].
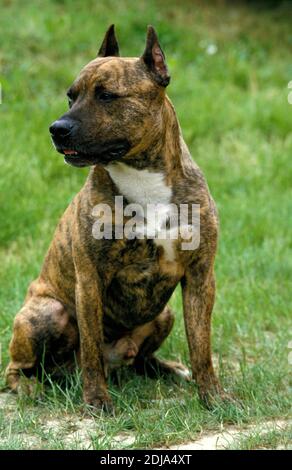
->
[[6, 25, 231, 411]]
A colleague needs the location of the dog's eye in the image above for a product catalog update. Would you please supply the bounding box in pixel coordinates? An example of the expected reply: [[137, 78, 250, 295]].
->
[[99, 92, 115, 101], [96, 88, 118, 103]]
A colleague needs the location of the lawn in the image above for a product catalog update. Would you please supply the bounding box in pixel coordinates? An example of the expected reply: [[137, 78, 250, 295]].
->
[[0, 0, 291, 450]]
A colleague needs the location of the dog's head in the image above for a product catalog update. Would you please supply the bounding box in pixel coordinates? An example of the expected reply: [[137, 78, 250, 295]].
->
[[49, 25, 170, 167]]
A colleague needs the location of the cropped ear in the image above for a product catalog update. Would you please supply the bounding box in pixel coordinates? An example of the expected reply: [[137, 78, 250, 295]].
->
[[141, 25, 170, 87], [97, 24, 120, 57]]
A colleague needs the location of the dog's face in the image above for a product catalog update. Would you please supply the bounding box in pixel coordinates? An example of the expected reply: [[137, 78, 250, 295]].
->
[[49, 25, 170, 167]]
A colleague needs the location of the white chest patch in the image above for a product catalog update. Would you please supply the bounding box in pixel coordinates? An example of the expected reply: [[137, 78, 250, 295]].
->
[[106, 162, 176, 261], [106, 162, 171, 208]]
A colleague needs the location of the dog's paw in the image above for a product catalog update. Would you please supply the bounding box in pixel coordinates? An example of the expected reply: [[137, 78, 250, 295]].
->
[[83, 394, 114, 415], [198, 384, 240, 410], [170, 362, 192, 382], [135, 356, 191, 382], [158, 360, 191, 383], [13, 376, 43, 399]]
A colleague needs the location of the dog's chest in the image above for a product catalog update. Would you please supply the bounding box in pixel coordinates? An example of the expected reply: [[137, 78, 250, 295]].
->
[[106, 162, 176, 262], [100, 163, 184, 333], [106, 162, 171, 208]]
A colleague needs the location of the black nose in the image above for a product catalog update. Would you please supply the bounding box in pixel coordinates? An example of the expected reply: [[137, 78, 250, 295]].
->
[[49, 119, 74, 139]]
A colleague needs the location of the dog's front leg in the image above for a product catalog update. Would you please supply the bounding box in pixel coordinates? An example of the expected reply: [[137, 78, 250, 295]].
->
[[75, 269, 112, 411], [181, 259, 228, 406]]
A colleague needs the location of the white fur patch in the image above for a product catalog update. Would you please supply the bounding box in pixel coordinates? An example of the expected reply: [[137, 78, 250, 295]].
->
[[106, 162, 172, 208], [106, 162, 176, 261]]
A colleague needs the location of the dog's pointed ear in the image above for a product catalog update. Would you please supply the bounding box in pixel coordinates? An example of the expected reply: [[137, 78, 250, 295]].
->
[[97, 24, 120, 57], [141, 25, 170, 87]]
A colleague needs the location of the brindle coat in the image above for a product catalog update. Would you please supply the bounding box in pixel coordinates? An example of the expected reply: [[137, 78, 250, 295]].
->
[[6, 25, 230, 410]]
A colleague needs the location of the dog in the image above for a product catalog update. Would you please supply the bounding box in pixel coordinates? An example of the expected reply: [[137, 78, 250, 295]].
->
[[6, 25, 230, 411]]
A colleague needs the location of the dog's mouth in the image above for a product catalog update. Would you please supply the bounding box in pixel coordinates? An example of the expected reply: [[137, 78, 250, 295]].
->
[[55, 141, 131, 168], [61, 149, 88, 167], [63, 149, 79, 156], [56, 148, 90, 168]]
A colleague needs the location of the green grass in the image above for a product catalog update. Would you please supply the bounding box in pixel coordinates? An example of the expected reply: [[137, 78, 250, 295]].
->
[[228, 424, 292, 450], [0, 0, 292, 450]]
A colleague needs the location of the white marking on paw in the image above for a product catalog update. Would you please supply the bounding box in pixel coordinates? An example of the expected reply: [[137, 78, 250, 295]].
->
[[175, 367, 191, 381]]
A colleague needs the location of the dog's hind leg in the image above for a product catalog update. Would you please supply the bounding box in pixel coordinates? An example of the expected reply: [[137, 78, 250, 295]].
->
[[133, 306, 191, 381], [5, 296, 78, 394]]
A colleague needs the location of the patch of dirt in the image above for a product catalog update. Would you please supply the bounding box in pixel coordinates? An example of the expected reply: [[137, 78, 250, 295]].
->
[[0, 391, 16, 411], [40, 417, 136, 449], [159, 420, 291, 450], [41, 417, 96, 449]]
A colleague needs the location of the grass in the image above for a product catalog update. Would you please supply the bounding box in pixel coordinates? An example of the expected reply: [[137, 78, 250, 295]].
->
[[228, 424, 292, 450], [0, 0, 292, 450]]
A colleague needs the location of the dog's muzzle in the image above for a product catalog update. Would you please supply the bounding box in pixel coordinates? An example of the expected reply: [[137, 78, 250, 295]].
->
[[49, 118, 131, 167]]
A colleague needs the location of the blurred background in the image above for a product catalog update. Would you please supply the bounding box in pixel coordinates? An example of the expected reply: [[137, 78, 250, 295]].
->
[[0, 0, 291, 449]]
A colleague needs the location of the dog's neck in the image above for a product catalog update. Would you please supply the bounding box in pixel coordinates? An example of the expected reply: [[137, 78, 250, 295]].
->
[[106, 96, 184, 200], [122, 96, 183, 175]]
